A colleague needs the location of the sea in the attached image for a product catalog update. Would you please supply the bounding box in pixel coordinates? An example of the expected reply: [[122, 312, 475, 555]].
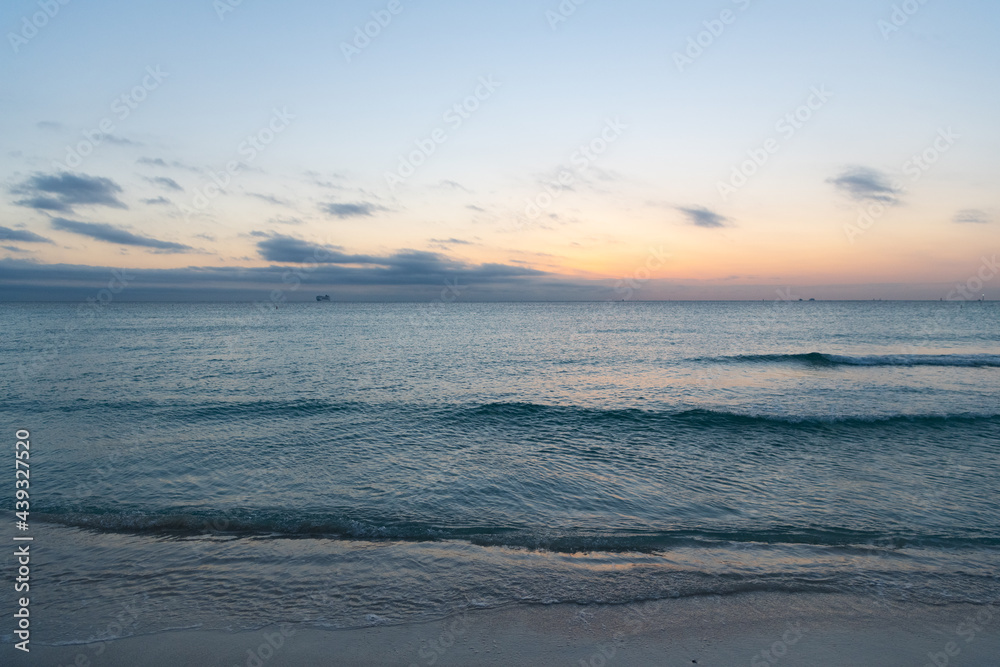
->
[[1, 301, 998, 647]]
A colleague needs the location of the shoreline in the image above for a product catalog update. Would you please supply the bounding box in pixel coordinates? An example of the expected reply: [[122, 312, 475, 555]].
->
[[11, 592, 998, 666]]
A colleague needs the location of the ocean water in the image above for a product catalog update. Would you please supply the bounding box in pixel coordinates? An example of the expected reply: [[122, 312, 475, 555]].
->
[[1, 301, 998, 645]]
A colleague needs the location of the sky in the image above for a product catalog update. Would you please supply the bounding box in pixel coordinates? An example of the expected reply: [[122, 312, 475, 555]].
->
[[1, 0, 998, 301]]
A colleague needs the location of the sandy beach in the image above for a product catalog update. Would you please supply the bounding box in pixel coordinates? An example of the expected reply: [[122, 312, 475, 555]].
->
[[15, 593, 997, 666]]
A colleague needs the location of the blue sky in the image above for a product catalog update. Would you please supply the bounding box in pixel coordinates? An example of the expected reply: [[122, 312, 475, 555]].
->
[[1, 0, 998, 300]]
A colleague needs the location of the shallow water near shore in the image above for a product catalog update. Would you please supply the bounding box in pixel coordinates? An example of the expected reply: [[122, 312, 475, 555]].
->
[[2, 301, 998, 645]]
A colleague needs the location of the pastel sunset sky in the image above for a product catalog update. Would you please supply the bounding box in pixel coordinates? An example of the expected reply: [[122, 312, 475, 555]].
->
[[1, 0, 997, 300]]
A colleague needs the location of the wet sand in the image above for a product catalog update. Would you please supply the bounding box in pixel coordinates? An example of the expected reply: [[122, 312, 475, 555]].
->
[[15, 592, 998, 666]]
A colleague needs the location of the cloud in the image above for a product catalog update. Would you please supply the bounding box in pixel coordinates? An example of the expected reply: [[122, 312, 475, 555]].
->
[[0, 254, 562, 301], [104, 135, 141, 146], [828, 167, 902, 204], [2, 246, 30, 253], [953, 209, 990, 224], [0, 257, 976, 302], [529, 165, 626, 199], [466, 205, 486, 212], [136, 157, 200, 172], [0, 225, 53, 244], [249, 193, 290, 206], [534, 167, 578, 193], [268, 216, 303, 226], [12, 172, 127, 213], [429, 238, 472, 248], [257, 234, 535, 276], [12, 196, 68, 212], [588, 166, 624, 183], [678, 206, 730, 229], [50, 218, 191, 251], [303, 170, 347, 189], [434, 180, 472, 193], [256, 235, 375, 264], [144, 176, 183, 191], [142, 197, 172, 206], [36, 121, 63, 131], [252, 235, 546, 290], [320, 202, 385, 218]]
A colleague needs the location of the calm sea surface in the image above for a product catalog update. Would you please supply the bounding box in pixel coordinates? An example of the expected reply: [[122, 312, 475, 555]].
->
[[1, 301, 998, 644]]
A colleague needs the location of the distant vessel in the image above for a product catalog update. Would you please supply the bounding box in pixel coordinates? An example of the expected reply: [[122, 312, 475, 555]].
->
[[316, 295, 331, 302]]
